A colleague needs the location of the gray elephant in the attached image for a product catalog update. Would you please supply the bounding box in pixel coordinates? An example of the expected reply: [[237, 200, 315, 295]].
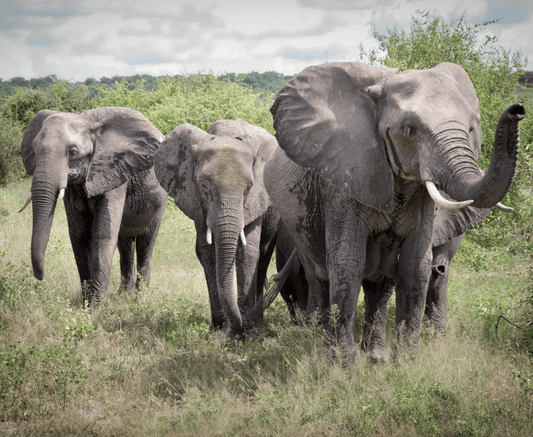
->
[[19, 107, 168, 306], [154, 119, 279, 341], [266, 61, 524, 357]]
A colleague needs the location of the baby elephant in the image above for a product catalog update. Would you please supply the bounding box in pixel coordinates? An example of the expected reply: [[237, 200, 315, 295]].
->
[[154, 119, 279, 341], [20, 107, 168, 306]]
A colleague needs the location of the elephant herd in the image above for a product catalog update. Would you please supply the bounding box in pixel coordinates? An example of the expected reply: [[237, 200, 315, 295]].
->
[[19, 61, 526, 361]]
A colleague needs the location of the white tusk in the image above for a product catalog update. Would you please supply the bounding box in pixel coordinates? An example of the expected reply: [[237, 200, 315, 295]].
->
[[495, 202, 514, 214], [18, 193, 32, 213], [58, 188, 65, 201], [206, 227, 212, 245], [425, 181, 474, 210], [240, 229, 247, 246]]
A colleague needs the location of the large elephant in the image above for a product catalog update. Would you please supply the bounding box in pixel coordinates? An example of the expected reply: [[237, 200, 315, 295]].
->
[[154, 119, 279, 341], [266, 61, 524, 357], [20, 107, 168, 306]]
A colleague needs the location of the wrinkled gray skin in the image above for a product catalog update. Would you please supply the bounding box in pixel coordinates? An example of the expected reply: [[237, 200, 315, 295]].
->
[[154, 119, 279, 341], [20, 107, 168, 306], [268, 61, 524, 358], [276, 205, 491, 360]]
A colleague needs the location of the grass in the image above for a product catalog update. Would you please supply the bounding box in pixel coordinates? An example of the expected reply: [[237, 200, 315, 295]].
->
[[0, 179, 532, 436]]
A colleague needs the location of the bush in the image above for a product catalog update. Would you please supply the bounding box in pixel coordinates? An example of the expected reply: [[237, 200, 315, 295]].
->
[[0, 118, 25, 185]]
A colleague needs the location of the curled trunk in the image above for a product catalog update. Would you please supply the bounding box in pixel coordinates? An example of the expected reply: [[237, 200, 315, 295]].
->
[[440, 103, 525, 208]]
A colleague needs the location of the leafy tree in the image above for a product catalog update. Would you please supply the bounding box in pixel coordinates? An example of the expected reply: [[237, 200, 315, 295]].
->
[[0, 118, 25, 185]]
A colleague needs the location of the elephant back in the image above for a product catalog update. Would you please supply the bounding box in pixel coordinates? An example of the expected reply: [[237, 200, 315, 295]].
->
[[271, 62, 398, 213]]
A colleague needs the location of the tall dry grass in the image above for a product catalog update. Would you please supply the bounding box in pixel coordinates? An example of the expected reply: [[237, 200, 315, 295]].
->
[[1, 180, 531, 436]]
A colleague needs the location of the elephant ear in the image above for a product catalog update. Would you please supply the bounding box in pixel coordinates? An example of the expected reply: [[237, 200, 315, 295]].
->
[[83, 107, 163, 198], [271, 62, 398, 213], [20, 109, 58, 175], [432, 204, 489, 247], [207, 119, 278, 224], [154, 123, 209, 222], [433, 62, 482, 159]]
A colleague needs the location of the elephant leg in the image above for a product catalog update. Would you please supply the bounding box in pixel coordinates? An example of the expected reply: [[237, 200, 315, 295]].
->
[[117, 235, 136, 293], [134, 214, 164, 290], [252, 206, 279, 324], [324, 207, 368, 358], [195, 222, 225, 331], [395, 220, 433, 349], [362, 277, 394, 362], [236, 216, 262, 329], [88, 184, 127, 305], [64, 186, 93, 304], [425, 235, 463, 335]]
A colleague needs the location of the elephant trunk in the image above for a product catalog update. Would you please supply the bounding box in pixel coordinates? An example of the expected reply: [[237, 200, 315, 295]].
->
[[437, 103, 524, 208], [30, 173, 62, 280], [213, 207, 244, 335]]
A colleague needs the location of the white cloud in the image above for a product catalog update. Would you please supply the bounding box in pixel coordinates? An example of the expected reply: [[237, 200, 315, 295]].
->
[[0, 0, 531, 81]]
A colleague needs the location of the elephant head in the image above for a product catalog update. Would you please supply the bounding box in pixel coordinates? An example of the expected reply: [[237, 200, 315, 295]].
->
[[154, 119, 278, 335], [20, 107, 163, 281], [271, 62, 524, 213]]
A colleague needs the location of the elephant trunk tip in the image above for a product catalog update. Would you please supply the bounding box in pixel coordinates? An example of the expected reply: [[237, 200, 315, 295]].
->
[[506, 103, 526, 121], [33, 266, 45, 281]]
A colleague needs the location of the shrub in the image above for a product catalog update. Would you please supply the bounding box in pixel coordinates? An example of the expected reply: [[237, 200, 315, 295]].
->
[[0, 118, 25, 185]]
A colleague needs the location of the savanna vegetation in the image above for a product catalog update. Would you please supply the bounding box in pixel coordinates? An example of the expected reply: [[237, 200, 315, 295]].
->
[[0, 10, 532, 436]]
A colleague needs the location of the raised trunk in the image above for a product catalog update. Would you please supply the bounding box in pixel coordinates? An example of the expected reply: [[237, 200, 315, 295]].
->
[[30, 175, 60, 280], [214, 212, 243, 335], [439, 103, 525, 208]]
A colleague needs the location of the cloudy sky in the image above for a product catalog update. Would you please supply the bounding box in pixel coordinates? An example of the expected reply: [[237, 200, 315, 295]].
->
[[1, 0, 531, 81]]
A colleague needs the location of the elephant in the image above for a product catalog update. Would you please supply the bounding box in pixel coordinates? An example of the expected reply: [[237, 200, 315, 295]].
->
[[154, 119, 279, 341], [19, 107, 168, 306], [265, 61, 525, 358]]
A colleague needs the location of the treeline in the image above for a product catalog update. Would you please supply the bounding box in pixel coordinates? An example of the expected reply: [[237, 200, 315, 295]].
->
[[0, 71, 294, 103]]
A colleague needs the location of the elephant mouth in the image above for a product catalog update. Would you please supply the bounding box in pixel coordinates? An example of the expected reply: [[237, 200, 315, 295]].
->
[[206, 226, 247, 246]]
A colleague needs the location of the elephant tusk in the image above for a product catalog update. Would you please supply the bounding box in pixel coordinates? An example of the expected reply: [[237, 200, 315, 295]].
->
[[425, 181, 474, 209], [58, 188, 65, 201], [18, 193, 32, 213], [206, 227, 212, 245], [240, 229, 247, 246], [495, 202, 514, 214]]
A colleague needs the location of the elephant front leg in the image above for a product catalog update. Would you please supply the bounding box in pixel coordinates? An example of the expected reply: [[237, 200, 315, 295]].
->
[[325, 209, 368, 359], [362, 277, 394, 362], [88, 185, 127, 305], [236, 217, 262, 329], [395, 227, 433, 350], [64, 186, 93, 305], [195, 223, 225, 332]]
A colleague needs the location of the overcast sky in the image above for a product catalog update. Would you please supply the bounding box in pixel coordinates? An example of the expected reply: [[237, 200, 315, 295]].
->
[[1, 0, 531, 81]]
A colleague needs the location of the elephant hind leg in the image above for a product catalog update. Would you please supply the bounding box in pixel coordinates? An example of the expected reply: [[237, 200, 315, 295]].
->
[[134, 215, 165, 291], [118, 235, 136, 292]]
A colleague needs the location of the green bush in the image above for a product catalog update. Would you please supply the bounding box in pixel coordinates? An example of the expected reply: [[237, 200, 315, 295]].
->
[[0, 118, 25, 185]]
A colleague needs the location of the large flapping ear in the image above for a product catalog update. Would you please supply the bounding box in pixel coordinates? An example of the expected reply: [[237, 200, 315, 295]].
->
[[271, 62, 398, 213], [154, 123, 209, 222], [432, 62, 482, 159], [207, 119, 279, 225], [20, 109, 58, 175], [432, 204, 489, 247], [83, 107, 163, 197]]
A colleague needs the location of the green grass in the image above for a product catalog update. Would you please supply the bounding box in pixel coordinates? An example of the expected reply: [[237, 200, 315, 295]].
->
[[0, 179, 532, 436]]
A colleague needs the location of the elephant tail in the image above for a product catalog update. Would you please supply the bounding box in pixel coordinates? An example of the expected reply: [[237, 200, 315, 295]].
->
[[243, 248, 298, 323]]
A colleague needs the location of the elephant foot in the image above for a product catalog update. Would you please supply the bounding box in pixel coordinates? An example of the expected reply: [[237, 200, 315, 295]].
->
[[368, 347, 388, 363]]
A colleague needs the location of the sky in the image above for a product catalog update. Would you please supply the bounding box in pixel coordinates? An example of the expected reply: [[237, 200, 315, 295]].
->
[[0, 0, 532, 82]]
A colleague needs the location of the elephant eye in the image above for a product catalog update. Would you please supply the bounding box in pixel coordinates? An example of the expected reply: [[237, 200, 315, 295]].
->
[[69, 147, 79, 159], [244, 182, 253, 196], [403, 126, 415, 137]]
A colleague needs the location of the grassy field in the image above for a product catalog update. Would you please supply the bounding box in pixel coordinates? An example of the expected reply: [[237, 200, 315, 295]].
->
[[0, 179, 532, 436]]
